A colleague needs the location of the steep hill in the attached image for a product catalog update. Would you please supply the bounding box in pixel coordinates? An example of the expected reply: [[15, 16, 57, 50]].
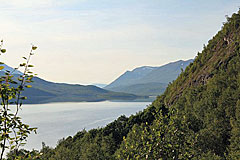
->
[[9, 10, 240, 160], [105, 59, 193, 96]]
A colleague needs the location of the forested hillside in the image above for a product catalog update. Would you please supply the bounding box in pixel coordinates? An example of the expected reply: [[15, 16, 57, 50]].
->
[[8, 10, 240, 159]]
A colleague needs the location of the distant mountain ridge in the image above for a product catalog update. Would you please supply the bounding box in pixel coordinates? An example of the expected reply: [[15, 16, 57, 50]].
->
[[1, 64, 22, 75], [105, 66, 157, 89], [23, 77, 143, 104], [38, 10, 240, 159], [0, 64, 145, 104], [107, 82, 168, 96], [104, 59, 193, 96]]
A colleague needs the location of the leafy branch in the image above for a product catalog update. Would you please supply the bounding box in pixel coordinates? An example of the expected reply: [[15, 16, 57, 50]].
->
[[0, 41, 38, 160]]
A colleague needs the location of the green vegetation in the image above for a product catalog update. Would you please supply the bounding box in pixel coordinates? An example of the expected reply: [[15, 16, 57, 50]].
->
[[7, 10, 240, 159], [0, 42, 37, 159]]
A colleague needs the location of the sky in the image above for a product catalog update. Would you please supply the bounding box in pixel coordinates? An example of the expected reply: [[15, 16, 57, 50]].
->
[[0, 0, 239, 84]]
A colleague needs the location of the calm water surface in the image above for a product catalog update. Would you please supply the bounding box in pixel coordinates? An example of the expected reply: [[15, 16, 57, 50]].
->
[[18, 101, 151, 150]]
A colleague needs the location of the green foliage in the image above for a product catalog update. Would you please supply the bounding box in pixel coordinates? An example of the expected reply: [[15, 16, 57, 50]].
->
[[0, 41, 38, 160], [116, 109, 195, 160], [32, 9, 240, 159], [38, 107, 156, 160], [6, 149, 41, 160], [227, 100, 240, 159]]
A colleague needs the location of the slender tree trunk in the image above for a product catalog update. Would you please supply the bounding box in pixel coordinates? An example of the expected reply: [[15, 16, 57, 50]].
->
[[1, 101, 7, 160], [0, 138, 6, 160]]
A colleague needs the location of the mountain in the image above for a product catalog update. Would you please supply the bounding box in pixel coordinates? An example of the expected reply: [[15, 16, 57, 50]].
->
[[33, 10, 240, 160], [1, 64, 22, 75], [107, 82, 167, 96], [0, 65, 146, 104], [105, 59, 193, 96], [24, 77, 144, 103], [105, 66, 157, 89]]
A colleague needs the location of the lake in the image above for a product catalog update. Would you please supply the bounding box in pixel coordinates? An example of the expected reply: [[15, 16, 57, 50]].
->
[[18, 101, 151, 151]]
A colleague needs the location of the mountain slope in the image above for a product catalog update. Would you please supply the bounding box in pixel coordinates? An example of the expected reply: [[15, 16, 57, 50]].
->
[[35, 10, 240, 160], [107, 82, 168, 96], [0, 64, 22, 75], [105, 66, 157, 89], [23, 77, 145, 103], [105, 59, 193, 96], [0, 65, 145, 103], [138, 59, 193, 84], [116, 10, 240, 159]]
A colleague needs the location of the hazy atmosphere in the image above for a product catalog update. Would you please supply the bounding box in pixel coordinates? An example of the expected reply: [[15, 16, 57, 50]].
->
[[1, 1, 240, 159], [0, 0, 239, 84]]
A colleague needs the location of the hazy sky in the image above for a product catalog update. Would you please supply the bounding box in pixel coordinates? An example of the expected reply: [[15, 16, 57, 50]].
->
[[0, 0, 239, 84]]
